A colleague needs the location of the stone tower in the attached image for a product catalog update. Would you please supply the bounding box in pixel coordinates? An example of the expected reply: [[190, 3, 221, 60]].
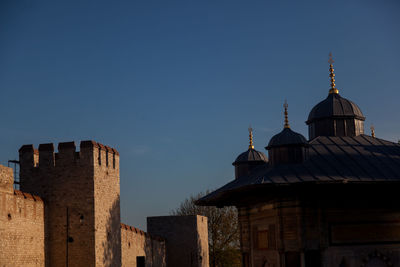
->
[[19, 140, 121, 267]]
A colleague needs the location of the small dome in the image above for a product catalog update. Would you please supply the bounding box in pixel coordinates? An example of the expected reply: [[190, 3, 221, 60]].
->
[[307, 93, 365, 124], [267, 128, 307, 149], [233, 148, 267, 166]]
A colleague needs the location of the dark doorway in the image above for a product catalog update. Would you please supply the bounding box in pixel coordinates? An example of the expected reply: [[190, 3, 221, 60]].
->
[[137, 256, 145, 267], [305, 250, 321, 267], [285, 252, 301, 267]]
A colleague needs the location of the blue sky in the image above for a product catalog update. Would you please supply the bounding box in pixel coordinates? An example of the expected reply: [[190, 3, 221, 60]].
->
[[1, 0, 399, 229]]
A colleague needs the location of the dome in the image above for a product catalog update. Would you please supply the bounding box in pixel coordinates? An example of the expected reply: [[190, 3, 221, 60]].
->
[[266, 128, 307, 149], [307, 93, 365, 124], [233, 148, 267, 166]]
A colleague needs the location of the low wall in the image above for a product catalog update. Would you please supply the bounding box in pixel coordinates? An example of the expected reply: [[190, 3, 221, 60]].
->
[[121, 223, 166, 267], [0, 164, 45, 266]]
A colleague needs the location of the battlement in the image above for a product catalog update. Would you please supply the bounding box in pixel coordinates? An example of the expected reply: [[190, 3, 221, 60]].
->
[[121, 223, 165, 242], [14, 190, 43, 202], [19, 140, 119, 169]]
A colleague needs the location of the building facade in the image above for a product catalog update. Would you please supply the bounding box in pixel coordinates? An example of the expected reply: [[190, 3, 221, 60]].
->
[[198, 57, 400, 267]]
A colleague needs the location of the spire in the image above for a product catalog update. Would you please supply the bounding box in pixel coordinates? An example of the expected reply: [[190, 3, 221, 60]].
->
[[370, 125, 375, 138], [328, 52, 339, 94], [284, 100, 290, 129], [248, 126, 254, 149]]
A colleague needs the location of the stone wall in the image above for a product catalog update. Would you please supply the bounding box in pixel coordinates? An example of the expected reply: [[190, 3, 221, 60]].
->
[[121, 223, 166, 267], [147, 215, 209, 267], [0, 165, 45, 267], [93, 144, 121, 267], [1, 141, 210, 267], [19, 141, 121, 267]]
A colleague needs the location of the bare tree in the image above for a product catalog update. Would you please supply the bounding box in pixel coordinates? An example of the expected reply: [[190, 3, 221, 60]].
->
[[171, 191, 241, 267]]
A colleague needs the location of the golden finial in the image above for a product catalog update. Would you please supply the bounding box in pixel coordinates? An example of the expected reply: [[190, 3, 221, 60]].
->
[[370, 125, 375, 138], [248, 126, 254, 149], [284, 100, 290, 129], [328, 52, 339, 94]]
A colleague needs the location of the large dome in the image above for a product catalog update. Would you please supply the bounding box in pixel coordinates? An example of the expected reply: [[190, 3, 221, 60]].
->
[[266, 128, 307, 149], [307, 93, 365, 124], [233, 148, 267, 166]]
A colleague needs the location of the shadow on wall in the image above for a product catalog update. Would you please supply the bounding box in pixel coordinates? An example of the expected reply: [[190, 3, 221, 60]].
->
[[102, 197, 122, 267], [144, 229, 166, 267], [144, 234, 152, 267]]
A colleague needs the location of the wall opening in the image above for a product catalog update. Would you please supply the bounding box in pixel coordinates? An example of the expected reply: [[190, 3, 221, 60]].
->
[[98, 147, 101, 165], [137, 256, 145, 267]]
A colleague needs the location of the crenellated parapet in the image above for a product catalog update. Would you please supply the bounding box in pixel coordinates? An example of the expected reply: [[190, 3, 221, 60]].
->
[[19, 140, 119, 170], [18, 140, 121, 267], [121, 223, 166, 267], [121, 223, 165, 242]]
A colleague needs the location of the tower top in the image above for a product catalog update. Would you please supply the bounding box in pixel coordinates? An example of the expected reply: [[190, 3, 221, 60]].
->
[[248, 126, 254, 149], [284, 100, 290, 129], [328, 53, 339, 95]]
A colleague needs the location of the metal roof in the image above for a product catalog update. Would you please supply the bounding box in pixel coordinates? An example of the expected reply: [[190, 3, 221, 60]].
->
[[307, 93, 365, 124], [197, 135, 400, 205], [266, 128, 307, 149], [232, 148, 268, 166]]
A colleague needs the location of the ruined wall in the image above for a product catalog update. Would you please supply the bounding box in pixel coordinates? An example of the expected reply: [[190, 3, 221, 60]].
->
[[19, 141, 121, 267], [0, 165, 45, 267], [147, 215, 209, 267], [121, 223, 166, 267]]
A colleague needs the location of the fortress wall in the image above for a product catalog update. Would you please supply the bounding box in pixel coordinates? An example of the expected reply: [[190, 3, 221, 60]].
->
[[0, 165, 44, 267], [147, 215, 209, 267], [120, 224, 166, 267], [93, 144, 121, 267], [0, 165, 13, 194], [19, 141, 121, 267]]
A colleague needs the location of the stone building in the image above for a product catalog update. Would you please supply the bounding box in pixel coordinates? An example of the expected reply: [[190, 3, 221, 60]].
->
[[0, 141, 209, 267], [197, 56, 400, 267]]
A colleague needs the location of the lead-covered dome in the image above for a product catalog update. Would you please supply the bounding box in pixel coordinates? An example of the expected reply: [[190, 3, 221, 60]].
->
[[307, 93, 365, 124], [233, 148, 267, 165], [306, 55, 366, 139], [266, 128, 307, 149], [266, 102, 308, 166], [233, 128, 268, 179]]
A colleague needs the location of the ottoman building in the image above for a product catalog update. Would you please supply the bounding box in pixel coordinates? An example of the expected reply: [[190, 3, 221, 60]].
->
[[197, 55, 400, 267]]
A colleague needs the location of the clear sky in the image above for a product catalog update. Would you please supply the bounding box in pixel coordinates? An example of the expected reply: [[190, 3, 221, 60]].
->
[[1, 0, 399, 229]]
